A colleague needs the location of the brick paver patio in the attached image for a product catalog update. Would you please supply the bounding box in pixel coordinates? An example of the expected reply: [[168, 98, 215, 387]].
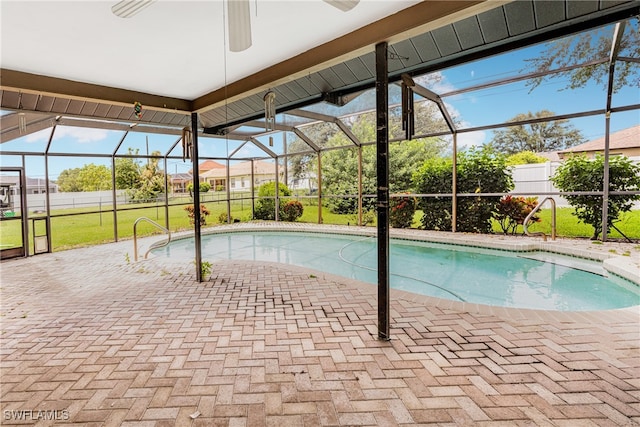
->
[[1, 227, 638, 426]]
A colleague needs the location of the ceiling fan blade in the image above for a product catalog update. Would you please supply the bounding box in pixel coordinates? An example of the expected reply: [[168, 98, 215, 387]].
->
[[111, 0, 156, 18], [323, 0, 359, 12], [228, 0, 252, 52]]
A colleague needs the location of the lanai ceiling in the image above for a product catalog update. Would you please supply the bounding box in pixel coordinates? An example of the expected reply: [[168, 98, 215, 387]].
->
[[1, 0, 639, 144]]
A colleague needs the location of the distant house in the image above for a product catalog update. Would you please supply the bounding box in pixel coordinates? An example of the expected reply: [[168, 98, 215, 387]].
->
[[0, 175, 58, 195], [201, 160, 281, 192], [190, 160, 225, 176], [558, 125, 640, 159], [169, 173, 192, 193], [535, 151, 561, 162], [171, 160, 225, 193]]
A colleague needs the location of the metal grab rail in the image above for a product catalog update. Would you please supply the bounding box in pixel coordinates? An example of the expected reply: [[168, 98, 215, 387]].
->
[[133, 217, 171, 261], [523, 197, 556, 241]]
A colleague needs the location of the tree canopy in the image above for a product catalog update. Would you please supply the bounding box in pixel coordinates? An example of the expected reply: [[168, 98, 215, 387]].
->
[[56, 149, 166, 199], [286, 98, 450, 214], [525, 19, 639, 93], [57, 164, 112, 192], [320, 116, 448, 214], [115, 148, 141, 190], [488, 110, 585, 155], [505, 151, 548, 166], [128, 151, 165, 202], [56, 168, 83, 192]]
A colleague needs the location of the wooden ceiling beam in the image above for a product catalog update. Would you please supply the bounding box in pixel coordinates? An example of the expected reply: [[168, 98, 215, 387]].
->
[[0, 68, 192, 113]]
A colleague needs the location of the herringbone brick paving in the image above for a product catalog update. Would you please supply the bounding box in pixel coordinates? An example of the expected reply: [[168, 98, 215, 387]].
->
[[1, 232, 638, 426]]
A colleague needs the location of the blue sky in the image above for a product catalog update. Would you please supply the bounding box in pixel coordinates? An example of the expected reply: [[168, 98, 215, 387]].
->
[[438, 49, 639, 147], [1, 21, 638, 180]]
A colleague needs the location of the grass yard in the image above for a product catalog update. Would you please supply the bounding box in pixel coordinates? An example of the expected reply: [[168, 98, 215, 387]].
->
[[1, 200, 638, 253], [492, 207, 640, 240]]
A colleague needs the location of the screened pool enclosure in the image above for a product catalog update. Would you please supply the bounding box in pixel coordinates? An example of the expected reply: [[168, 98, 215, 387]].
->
[[1, 1, 639, 259]]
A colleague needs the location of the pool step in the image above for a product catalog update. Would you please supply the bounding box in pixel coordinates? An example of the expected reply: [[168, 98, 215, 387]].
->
[[517, 252, 607, 277]]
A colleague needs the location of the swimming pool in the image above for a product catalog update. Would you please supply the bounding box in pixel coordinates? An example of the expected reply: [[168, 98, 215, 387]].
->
[[152, 230, 640, 311]]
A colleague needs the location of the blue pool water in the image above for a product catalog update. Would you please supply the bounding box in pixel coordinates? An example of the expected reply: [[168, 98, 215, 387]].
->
[[152, 231, 640, 311]]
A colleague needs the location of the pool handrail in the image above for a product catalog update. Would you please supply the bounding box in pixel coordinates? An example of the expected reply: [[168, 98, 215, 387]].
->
[[133, 217, 171, 261], [523, 197, 556, 241]]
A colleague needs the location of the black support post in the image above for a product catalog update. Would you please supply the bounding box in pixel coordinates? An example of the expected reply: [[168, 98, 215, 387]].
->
[[375, 42, 390, 341], [191, 112, 203, 282]]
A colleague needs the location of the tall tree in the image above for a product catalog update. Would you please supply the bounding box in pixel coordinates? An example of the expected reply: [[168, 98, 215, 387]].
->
[[56, 168, 82, 192], [525, 19, 639, 93], [128, 151, 165, 202], [489, 110, 585, 155], [287, 96, 451, 205], [115, 148, 142, 190], [77, 164, 112, 191], [321, 121, 448, 214], [287, 122, 336, 192]]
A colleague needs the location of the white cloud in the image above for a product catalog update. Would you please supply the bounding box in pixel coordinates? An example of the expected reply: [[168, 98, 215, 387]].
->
[[417, 72, 486, 146], [24, 129, 51, 143], [24, 126, 111, 144], [414, 71, 457, 94], [456, 130, 487, 149], [52, 127, 111, 143]]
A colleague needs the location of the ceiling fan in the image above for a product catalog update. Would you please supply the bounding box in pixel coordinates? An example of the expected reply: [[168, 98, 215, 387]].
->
[[111, 0, 360, 52]]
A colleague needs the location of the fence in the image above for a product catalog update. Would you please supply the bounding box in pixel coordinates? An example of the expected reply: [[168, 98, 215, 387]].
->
[[509, 162, 568, 207], [510, 158, 640, 208], [11, 159, 640, 214]]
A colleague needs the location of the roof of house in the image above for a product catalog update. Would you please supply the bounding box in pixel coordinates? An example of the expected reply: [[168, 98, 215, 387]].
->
[[189, 160, 225, 174], [536, 151, 561, 162], [201, 160, 277, 179], [560, 125, 640, 154], [0, 176, 57, 187], [169, 173, 193, 182]]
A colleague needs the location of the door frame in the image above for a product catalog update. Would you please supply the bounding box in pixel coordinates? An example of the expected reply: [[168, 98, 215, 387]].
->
[[0, 167, 29, 259]]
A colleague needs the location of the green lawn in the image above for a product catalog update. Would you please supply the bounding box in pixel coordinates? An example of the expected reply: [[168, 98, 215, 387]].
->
[[491, 207, 640, 240], [0, 199, 256, 251], [1, 201, 638, 253]]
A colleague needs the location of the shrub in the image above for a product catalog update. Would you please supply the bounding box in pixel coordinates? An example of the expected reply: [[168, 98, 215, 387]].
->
[[184, 204, 210, 226], [218, 212, 232, 224], [551, 154, 640, 239], [505, 151, 547, 166], [325, 181, 362, 215], [281, 200, 304, 221], [389, 194, 416, 228], [495, 195, 539, 234], [413, 147, 513, 233], [362, 210, 376, 226], [254, 182, 292, 220], [187, 182, 211, 194], [348, 209, 376, 226]]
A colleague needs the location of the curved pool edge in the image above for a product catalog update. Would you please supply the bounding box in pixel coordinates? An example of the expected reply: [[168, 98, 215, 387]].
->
[[150, 222, 640, 286], [167, 257, 640, 324]]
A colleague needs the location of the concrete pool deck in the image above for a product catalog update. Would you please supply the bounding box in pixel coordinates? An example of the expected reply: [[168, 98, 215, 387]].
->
[[1, 223, 639, 426]]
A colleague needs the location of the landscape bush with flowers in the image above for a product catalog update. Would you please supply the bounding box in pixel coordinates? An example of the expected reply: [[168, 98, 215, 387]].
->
[[184, 204, 210, 226], [495, 195, 539, 235], [389, 193, 417, 228]]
